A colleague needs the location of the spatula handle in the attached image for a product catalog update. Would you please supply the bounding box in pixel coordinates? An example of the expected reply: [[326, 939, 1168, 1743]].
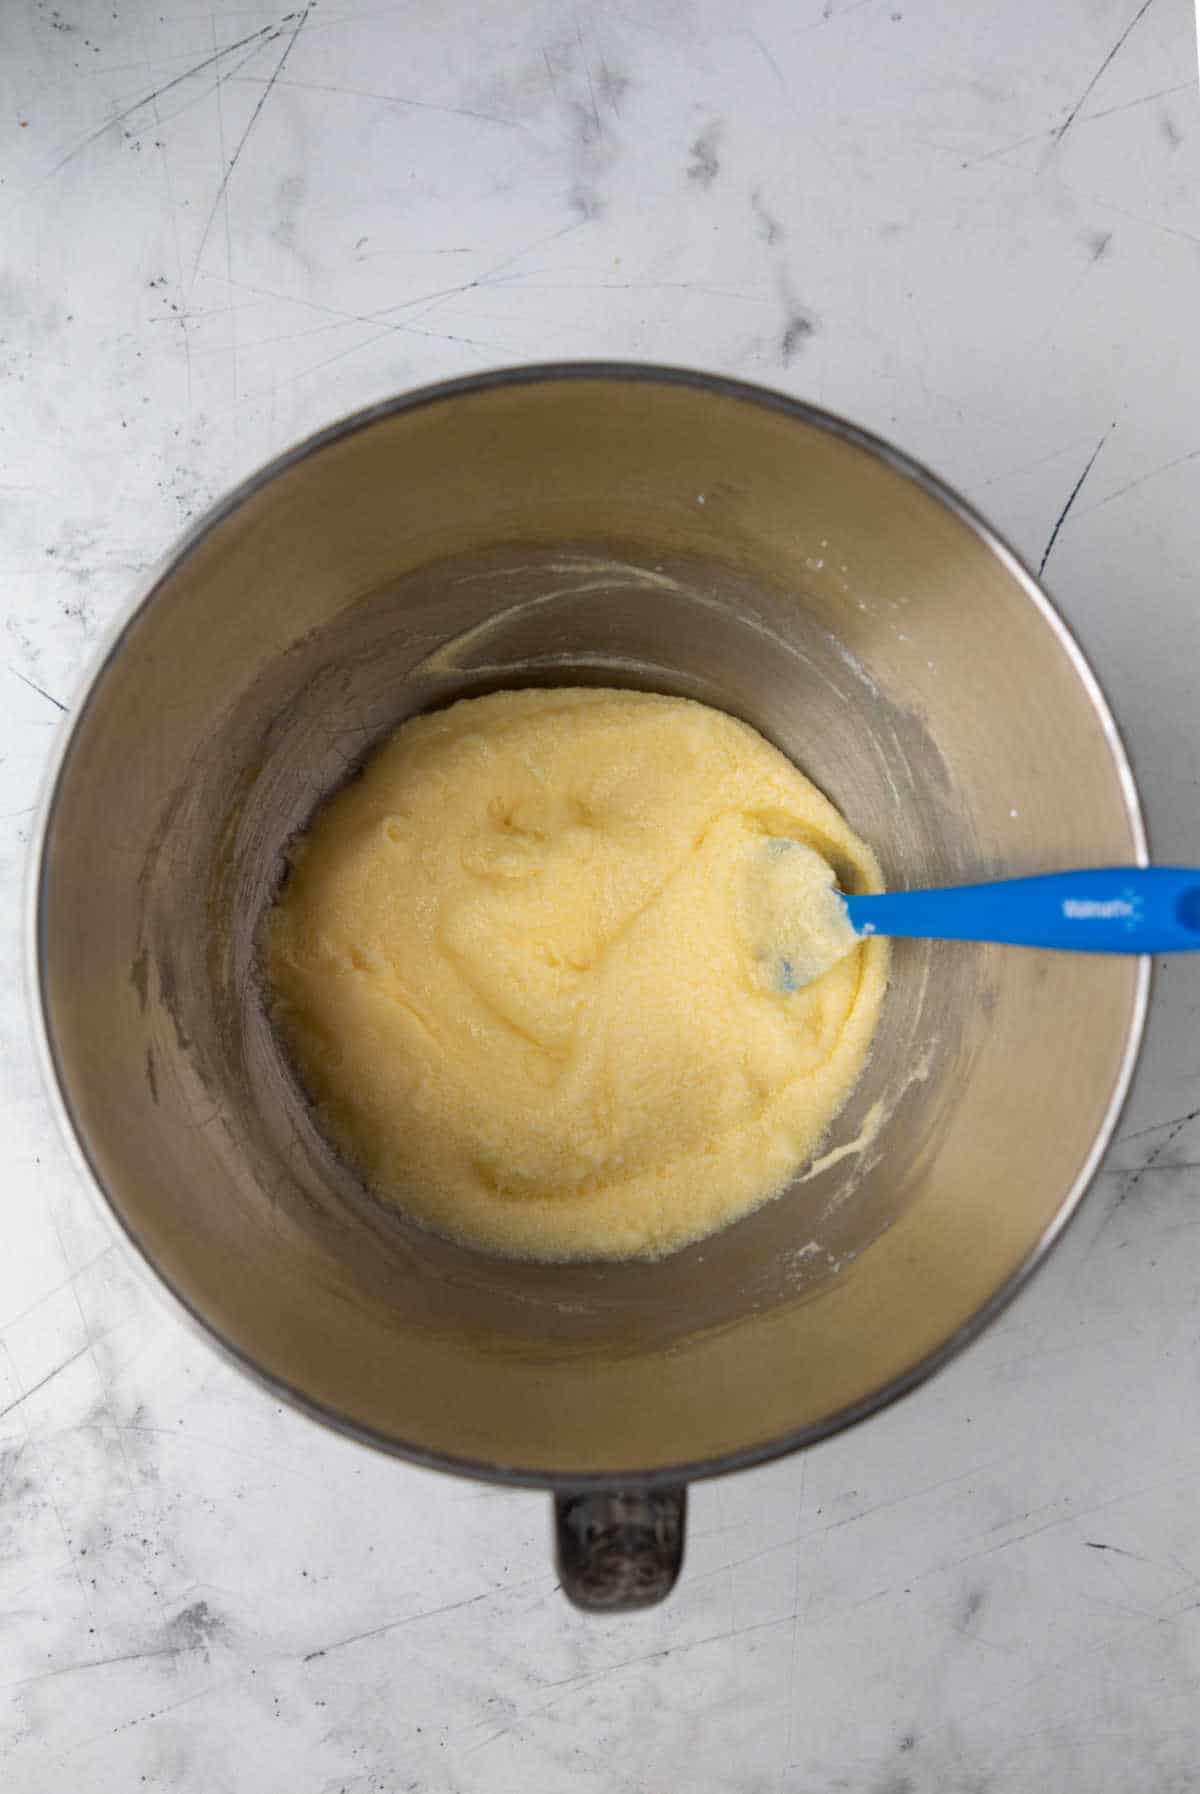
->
[[844, 867, 1200, 953]]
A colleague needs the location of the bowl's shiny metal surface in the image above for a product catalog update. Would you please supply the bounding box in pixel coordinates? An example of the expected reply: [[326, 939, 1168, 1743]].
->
[[33, 365, 1147, 1496]]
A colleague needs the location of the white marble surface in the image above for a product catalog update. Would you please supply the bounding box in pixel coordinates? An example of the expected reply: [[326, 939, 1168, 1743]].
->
[[3, 0, 1200, 1787]]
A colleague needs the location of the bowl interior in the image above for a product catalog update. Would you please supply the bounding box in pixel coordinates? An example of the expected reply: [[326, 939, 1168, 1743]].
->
[[37, 370, 1144, 1481]]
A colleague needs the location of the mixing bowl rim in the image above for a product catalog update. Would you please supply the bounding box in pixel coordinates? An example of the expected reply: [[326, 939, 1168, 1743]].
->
[[27, 361, 1151, 1490]]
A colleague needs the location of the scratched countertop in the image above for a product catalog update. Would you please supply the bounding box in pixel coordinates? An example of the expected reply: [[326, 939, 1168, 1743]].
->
[[3, 2, 1200, 1789]]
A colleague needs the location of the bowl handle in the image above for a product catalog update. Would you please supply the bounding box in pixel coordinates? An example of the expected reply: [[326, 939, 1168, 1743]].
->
[[554, 1487, 687, 1611]]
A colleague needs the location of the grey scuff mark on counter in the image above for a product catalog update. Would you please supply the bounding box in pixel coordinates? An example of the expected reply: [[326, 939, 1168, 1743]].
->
[[1070, 196, 1200, 250], [0, 1346, 90, 1421], [1038, 428, 1111, 574], [745, 28, 788, 94], [575, 19, 603, 144], [9, 666, 68, 712], [301, 1585, 498, 1661], [165, 1598, 229, 1660], [1079, 443, 1200, 518], [594, 57, 630, 113], [956, 1584, 988, 1634], [820, 0, 880, 22], [249, 74, 534, 133], [559, 24, 629, 221], [569, 183, 605, 221], [270, 218, 585, 393], [0, 1440, 31, 1504], [780, 311, 816, 363], [1113, 1107, 1200, 1212], [1052, 0, 1160, 149], [47, 22, 284, 175], [120, 33, 289, 147], [11, 1645, 193, 1690], [102, 1678, 238, 1742], [751, 188, 784, 244], [968, 435, 1097, 493], [223, 272, 512, 356], [687, 123, 722, 188], [1075, 1106, 1200, 1270], [961, 80, 1191, 168], [192, 6, 313, 279], [467, 1608, 815, 1760], [1116, 1107, 1200, 1148]]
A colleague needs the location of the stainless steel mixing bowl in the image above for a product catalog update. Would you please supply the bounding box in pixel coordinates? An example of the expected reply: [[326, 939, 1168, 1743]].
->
[[33, 366, 1147, 1610]]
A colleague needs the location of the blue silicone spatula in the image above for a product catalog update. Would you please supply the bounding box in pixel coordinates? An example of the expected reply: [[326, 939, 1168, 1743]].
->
[[845, 866, 1200, 951], [761, 847, 1200, 990]]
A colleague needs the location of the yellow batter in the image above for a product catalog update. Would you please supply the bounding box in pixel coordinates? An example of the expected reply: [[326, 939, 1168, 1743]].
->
[[265, 688, 887, 1261]]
